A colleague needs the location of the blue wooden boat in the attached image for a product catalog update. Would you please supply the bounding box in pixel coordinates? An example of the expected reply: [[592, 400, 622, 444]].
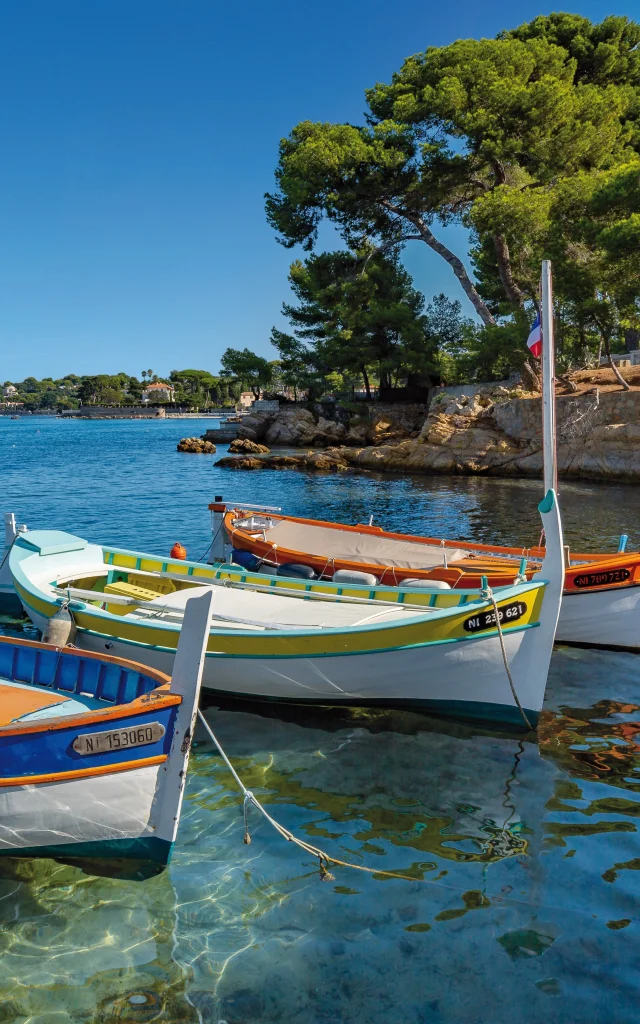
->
[[0, 589, 213, 864]]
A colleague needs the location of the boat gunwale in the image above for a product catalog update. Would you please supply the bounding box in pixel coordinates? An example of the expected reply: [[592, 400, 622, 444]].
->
[[226, 507, 549, 557], [103, 540, 536, 597], [224, 508, 637, 573], [13, 569, 548, 641], [0, 635, 179, 738]]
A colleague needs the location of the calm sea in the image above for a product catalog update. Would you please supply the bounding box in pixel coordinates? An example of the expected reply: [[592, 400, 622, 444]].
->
[[1, 416, 639, 1024]]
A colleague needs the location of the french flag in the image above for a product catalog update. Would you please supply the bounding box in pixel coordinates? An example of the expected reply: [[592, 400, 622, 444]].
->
[[527, 312, 542, 359]]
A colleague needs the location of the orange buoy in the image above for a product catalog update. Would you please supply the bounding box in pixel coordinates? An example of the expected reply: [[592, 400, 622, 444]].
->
[[170, 542, 187, 560]]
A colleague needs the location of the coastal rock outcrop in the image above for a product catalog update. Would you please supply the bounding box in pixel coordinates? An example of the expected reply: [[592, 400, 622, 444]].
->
[[263, 408, 318, 446], [353, 391, 640, 480], [177, 436, 217, 453], [214, 389, 640, 481], [215, 448, 352, 472], [234, 402, 426, 448], [228, 438, 270, 454]]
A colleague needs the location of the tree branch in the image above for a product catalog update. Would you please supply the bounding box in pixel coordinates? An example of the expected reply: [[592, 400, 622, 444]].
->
[[523, 359, 541, 392], [358, 235, 424, 273], [378, 201, 497, 326]]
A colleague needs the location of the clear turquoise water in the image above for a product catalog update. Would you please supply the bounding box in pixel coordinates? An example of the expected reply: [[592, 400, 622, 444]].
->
[[1, 416, 640, 1023]]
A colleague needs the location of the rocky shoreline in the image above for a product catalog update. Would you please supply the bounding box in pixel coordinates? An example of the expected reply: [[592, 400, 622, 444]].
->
[[212, 388, 640, 482], [204, 400, 427, 449]]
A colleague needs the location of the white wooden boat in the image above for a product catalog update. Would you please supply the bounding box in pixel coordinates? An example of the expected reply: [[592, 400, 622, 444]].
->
[[0, 589, 213, 864]]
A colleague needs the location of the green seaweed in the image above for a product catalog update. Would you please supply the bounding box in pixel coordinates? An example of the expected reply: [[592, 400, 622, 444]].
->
[[498, 929, 555, 961]]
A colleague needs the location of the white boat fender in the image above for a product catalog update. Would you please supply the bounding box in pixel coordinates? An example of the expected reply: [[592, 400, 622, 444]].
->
[[43, 602, 77, 646], [332, 569, 379, 587], [402, 578, 451, 590]]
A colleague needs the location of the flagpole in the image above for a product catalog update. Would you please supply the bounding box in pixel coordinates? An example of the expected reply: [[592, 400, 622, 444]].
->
[[541, 260, 557, 495]]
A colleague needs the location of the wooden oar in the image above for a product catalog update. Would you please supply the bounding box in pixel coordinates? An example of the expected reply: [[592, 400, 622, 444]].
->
[[125, 568, 442, 611]]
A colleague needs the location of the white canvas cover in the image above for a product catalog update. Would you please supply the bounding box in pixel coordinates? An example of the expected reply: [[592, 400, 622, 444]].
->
[[241, 518, 471, 569], [144, 585, 422, 630]]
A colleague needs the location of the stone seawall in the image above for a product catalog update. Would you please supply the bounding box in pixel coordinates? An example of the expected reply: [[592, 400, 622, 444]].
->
[[60, 406, 166, 419], [495, 390, 640, 441]]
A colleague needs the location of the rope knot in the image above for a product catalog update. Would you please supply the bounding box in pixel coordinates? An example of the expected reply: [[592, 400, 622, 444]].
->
[[243, 791, 254, 844], [319, 859, 335, 882]]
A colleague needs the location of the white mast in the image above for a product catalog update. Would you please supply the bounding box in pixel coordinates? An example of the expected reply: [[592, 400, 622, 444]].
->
[[541, 260, 557, 495]]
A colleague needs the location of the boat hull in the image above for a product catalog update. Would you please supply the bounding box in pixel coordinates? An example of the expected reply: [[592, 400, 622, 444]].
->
[[75, 626, 542, 726], [0, 594, 212, 865], [556, 584, 640, 650], [0, 764, 171, 863]]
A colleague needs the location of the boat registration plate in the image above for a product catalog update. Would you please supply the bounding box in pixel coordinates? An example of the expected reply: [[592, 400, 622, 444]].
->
[[463, 601, 527, 634], [573, 568, 631, 589], [72, 722, 165, 756]]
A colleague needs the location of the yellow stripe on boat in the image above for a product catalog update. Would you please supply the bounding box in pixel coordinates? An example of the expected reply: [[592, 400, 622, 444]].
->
[[15, 543, 545, 658], [64, 586, 545, 657], [139, 558, 167, 573]]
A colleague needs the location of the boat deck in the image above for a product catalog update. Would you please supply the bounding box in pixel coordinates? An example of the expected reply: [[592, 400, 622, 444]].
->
[[0, 679, 102, 726]]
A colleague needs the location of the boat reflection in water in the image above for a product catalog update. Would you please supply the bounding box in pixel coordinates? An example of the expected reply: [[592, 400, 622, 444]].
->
[[1, 646, 639, 1022]]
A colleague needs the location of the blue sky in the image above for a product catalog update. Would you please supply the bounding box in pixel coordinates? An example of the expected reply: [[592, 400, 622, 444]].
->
[[1, 0, 634, 381]]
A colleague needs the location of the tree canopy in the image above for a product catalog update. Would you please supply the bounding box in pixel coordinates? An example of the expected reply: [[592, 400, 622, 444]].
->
[[2, 369, 243, 411], [220, 347, 275, 399], [272, 249, 440, 397], [266, 12, 640, 363]]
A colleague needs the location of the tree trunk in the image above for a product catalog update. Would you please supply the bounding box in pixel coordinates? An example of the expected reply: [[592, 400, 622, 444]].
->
[[361, 366, 372, 399], [494, 235, 527, 307], [578, 326, 590, 367], [523, 359, 541, 393], [414, 218, 497, 326], [378, 201, 496, 325], [603, 334, 631, 391]]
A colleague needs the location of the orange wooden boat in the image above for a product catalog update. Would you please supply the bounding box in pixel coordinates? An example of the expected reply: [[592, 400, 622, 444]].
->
[[218, 504, 640, 650], [222, 505, 639, 592]]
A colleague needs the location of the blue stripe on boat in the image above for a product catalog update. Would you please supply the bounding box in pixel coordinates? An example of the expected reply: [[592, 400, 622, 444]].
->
[[0, 704, 177, 778]]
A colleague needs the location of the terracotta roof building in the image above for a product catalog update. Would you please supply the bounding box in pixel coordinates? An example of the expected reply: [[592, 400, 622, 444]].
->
[[141, 382, 175, 402]]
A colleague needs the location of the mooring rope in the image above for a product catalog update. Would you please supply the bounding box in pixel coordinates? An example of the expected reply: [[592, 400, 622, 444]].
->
[[479, 583, 533, 730], [196, 709, 440, 883]]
